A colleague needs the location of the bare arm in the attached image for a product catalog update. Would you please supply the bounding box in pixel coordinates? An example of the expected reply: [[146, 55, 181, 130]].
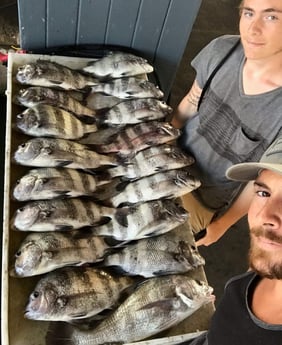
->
[[171, 79, 202, 128], [196, 182, 254, 246]]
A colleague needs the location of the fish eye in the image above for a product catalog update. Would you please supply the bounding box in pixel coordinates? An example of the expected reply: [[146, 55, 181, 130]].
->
[[18, 207, 25, 212], [32, 291, 40, 298], [195, 279, 203, 286], [15, 250, 21, 257], [16, 179, 20, 185], [17, 114, 24, 119], [20, 143, 26, 148], [191, 245, 196, 250]]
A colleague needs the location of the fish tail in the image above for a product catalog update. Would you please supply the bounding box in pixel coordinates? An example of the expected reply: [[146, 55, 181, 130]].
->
[[46, 322, 75, 345]]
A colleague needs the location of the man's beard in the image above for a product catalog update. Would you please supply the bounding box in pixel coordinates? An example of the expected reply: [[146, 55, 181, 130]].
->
[[249, 226, 282, 279]]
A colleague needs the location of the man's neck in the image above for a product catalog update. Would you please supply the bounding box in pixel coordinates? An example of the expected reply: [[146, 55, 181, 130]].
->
[[251, 277, 282, 325]]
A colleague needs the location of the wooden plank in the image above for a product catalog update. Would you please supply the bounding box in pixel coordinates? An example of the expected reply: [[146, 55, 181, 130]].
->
[[77, 0, 111, 44], [46, 0, 79, 47], [17, 0, 46, 49], [105, 0, 140, 47], [154, 0, 202, 99]]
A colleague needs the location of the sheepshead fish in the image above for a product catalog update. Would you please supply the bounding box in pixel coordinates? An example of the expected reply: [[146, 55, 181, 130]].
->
[[25, 267, 134, 323], [106, 144, 195, 180], [89, 77, 164, 99], [16, 104, 97, 139], [46, 275, 214, 345], [13, 137, 117, 170], [12, 167, 104, 201], [16, 60, 99, 90], [14, 86, 96, 123], [80, 121, 181, 155], [96, 98, 172, 126], [11, 198, 116, 231], [11, 230, 118, 277], [102, 231, 205, 277], [85, 92, 122, 111], [82, 51, 153, 79], [107, 168, 201, 207], [91, 199, 188, 241]]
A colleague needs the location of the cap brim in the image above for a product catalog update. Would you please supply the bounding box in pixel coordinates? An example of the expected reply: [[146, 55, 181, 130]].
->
[[226, 162, 282, 181]]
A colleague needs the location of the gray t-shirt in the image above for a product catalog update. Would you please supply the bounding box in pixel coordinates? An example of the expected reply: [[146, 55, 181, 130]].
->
[[179, 35, 282, 214]]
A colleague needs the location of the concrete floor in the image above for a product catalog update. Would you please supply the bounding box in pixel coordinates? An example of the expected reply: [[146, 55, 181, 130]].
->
[[0, 0, 249, 307]]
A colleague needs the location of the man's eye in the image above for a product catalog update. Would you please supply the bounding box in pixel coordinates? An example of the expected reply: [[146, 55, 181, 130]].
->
[[256, 190, 270, 197], [265, 15, 278, 21], [242, 10, 253, 18]]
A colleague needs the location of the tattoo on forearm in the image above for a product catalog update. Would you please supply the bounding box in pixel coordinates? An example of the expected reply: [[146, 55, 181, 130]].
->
[[186, 89, 200, 106]]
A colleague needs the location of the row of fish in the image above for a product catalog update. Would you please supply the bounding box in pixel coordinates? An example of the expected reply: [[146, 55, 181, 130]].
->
[[10, 52, 209, 344]]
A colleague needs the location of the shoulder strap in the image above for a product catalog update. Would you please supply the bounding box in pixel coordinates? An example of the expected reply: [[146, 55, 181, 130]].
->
[[197, 38, 241, 112]]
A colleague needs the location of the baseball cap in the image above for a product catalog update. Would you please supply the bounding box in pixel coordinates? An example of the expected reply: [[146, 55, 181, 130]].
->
[[226, 137, 282, 181]]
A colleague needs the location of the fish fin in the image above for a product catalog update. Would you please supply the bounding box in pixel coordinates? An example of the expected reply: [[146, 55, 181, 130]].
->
[[56, 160, 74, 167], [55, 225, 74, 231], [75, 114, 96, 125], [139, 298, 179, 311], [176, 286, 195, 308], [46, 321, 75, 345], [114, 207, 132, 227]]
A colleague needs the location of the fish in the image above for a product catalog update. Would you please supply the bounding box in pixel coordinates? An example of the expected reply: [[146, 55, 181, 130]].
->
[[105, 144, 195, 180], [16, 104, 98, 139], [89, 76, 164, 99], [46, 275, 214, 345], [95, 98, 173, 126], [107, 168, 201, 207], [16, 59, 99, 90], [13, 137, 118, 170], [102, 231, 205, 277], [24, 266, 135, 322], [10, 230, 119, 277], [82, 51, 154, 79], [12, 167, 105, 201], [14, 86, 96, 123], [11, 198, 116, 231], [85, 92, 122, 110], [80, 121, 181, 155], [91, 199, 188, 241]]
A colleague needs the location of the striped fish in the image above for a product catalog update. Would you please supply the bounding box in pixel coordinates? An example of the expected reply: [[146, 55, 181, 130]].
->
[[91, 199, 188, 241], [14, 86, 96, 123], [13, 137, 118, 170], [16, 104, 97, 139], [102, 230, 205, 277], [11, 230, 118, 277], [16, 60, 99, 90], [89, 77, 164, 99], [95, 98, 172, 126], [12, 167, 104, 201], [108, 168, 201, 207], [12, 198, 116, 231], [25, 267, 135, 322], [80, 121, 181, 155], [106, 144, 195, 180]]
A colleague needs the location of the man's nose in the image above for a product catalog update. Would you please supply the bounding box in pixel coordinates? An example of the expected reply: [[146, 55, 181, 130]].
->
[[248, 17, 263, 34], [257, 199, 282, 229]]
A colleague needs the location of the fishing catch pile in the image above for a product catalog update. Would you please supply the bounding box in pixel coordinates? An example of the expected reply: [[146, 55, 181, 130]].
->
[[9, 51, 214, 345]]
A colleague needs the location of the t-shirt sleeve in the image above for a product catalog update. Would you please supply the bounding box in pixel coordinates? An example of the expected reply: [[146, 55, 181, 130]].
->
[[191, 35, 239, 88]]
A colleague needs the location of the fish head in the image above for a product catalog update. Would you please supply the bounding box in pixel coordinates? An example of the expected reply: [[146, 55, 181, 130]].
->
[[25, 280, 60, 320], [13, 174, 39, 201], [13, 238, 43, 277], [16, 63, 38, 84], [174, 169, 201, 190], [167, 145, 195, 165], [12, 202, 49, 230], [162, 199, 189, 222], [158, 101, 173, 114], [16, 107, 40, 132], [158, 122, 181, 140], [16, 87, 42, 107], [14, 138, 49, 165], [178, 242, 206, 268], [140, 80, 164, 99], [174, 277, 215, 309]]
